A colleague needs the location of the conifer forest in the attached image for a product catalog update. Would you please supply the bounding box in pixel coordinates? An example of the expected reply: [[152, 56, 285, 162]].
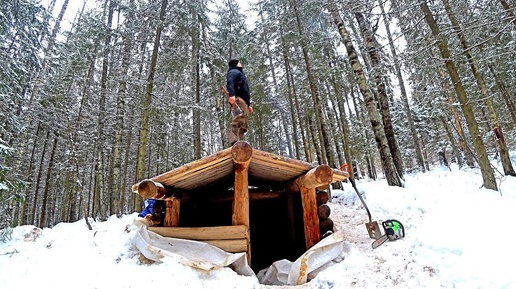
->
[[1, 0, 515, 231]]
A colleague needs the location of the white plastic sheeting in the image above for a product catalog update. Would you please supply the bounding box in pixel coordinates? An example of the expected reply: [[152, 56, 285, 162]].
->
[[132, 225, 347, 286], [257, 231, 347, 285], [132, 226, 254, 276]]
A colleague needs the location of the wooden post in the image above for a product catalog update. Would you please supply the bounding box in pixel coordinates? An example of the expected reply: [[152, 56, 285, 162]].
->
[[300, 187, 320, 249], [287, 164, 333, 249], [164, 198, 180, 227], [231, 141, 252, 264]]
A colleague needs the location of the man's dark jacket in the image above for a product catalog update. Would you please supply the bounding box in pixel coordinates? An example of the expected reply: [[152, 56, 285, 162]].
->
[[226, 66, 251, 106]]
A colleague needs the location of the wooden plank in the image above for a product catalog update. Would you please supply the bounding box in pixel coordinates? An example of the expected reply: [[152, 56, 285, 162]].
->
[[148, 226, 249, 253], [170, 163, 233, 189], [332, 168, 349, 182], [204, 239, 248, 253], [300, 187, 320, 249], [148, 225, 249, 240], [252, 150, 315, 170], [152, 158, 232, 185], [132, 148, 233, 188], [248, 162, 305, 180], [250, 158, 309, 172]]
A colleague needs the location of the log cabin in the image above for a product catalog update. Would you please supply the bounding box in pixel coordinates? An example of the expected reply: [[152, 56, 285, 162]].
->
[[131, 141, 348, 272]]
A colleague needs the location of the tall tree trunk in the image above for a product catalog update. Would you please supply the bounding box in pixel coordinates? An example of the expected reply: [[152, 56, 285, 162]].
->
[[435, 63, 475, 167], [282, 46, 301, 159], [262, 13, 294, 158], [307, 116, 323, 164], [135, 0, 168, 211], [329, 0, 402, 187], [440, 116, 463, 168], [355, 11, 404, 179], [487, 63, 516, 125], [327, 96, 345, 166], [202, 23, 227, 148], [63, 172, 74, 222], [351, 86, 376, 180], [27, 0, 69, 112], [379, 0, 426, 172], [94, 0, 114, 218], [13, 0, 71, 197], [324, 49, 349, 168], [281, 29, 306, 160], [39, 135, 58, 228], [420, 1, 497, 190], [290, 0, 336, 168], [70, 48, 98, 227], [20, 122, 41, 225], [334, 82, 354, 175], [31, 130, 50, 225], [191, 8, 201, 159], [111, 0, 134, 215], [122, 116, 136, 213], [443, 0, 515, 176]]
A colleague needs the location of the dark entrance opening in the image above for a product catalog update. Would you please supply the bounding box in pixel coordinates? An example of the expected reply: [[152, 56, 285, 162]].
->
[[249, 192, 306, 272], [176, 189, 307, 274]]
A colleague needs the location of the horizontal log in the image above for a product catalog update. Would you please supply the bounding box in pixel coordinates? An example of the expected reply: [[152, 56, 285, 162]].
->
[[316, 184, 329, 191], [148, 225, 249, 240], [134, 179, 170, 199], [201, 191, 285, 203], [320, 218, 334, 233], [204, 239, 248, 253], [316, 191, 330, 205], [331, 168, 349, 182], [318, 204, 331, 220], [286, 164, 333, 192]]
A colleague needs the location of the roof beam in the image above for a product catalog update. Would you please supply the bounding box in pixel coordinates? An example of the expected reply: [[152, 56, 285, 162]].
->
[[286, 164, 333, 193]]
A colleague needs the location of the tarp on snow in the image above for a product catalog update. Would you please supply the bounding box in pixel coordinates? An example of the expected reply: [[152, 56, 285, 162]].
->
[[132, 225, 347, 285], [257, 231, 347, 285]]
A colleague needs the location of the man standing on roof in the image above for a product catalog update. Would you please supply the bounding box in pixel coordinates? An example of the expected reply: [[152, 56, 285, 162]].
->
[[226, 59, 253, 146]]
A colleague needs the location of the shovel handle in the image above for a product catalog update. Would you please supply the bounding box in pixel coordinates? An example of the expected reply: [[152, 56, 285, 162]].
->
[[349, 176, 373, 223]]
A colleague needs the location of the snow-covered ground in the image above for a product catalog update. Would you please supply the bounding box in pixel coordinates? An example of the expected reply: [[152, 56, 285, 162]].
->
[[1, 163, 516, 289]]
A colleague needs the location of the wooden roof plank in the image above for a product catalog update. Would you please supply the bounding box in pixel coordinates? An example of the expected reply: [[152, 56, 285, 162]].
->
[[151, 148, 233, 186], [132, 143, 349, 194]]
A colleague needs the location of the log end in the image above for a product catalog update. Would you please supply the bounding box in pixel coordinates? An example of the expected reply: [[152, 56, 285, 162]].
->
[[316, 191, 330, 205], [138, 179, 164, 199], [318, 204, 331, 220], [231, 141, 253, 164], [320, 218, 334, 234], [315, 164, 333, 184]]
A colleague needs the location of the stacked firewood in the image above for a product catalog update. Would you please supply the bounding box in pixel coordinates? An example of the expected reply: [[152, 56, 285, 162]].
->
[[316, 190, 334, 238]]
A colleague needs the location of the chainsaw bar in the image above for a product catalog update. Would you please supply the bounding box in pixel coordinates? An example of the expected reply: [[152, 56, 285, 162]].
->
[[371, 234, 389, 249]]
